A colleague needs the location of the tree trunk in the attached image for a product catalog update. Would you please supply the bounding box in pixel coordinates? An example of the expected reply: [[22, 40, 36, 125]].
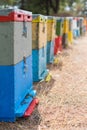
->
[[49, 0, 60, 14], [46, 0, 50, 15]]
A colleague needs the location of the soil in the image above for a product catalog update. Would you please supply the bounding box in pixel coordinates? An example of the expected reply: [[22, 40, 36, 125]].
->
[[0, 34, 87, 130]]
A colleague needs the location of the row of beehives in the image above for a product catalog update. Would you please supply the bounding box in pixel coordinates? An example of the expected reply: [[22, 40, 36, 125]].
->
[[32, 15, 87, 82], [0, 8, 86, 122]]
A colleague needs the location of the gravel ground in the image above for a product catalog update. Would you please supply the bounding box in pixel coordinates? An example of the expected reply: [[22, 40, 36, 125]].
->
[[0, 34, 87, 130]]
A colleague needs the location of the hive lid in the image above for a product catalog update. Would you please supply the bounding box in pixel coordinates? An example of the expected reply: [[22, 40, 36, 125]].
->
[[55, 17, 64, 22], [32, 14, 47, 22], [47, 16, 56, 22], [0, 8, 32, 22]]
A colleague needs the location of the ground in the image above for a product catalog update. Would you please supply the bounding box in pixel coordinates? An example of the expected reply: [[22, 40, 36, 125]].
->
[[0, 34, 87, 130]]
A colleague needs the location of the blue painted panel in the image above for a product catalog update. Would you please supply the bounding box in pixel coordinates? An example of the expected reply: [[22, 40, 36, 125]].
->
[[0, 66, 15, 122], [39, 46, 47, 77], [76, 30, 80, 37], [32, 46, 48, 82], [32, 50, 39, 81], [46, 41, 54, 64], [0, 55, 34, 122], [14, 55, 33, 110], [73, 29, 79, 38]]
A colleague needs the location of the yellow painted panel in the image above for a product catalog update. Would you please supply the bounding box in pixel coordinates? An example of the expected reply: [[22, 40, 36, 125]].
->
[[68, 31, 73, 44], [47, 20, 56, 41], [32, 22, 47, 49], [39, 22, 47, 48], [32, 22, 39, 49], [63, 19, 69, 34]]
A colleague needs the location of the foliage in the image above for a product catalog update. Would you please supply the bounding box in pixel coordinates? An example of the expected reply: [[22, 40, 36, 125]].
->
[[0, 0, 84, 15]]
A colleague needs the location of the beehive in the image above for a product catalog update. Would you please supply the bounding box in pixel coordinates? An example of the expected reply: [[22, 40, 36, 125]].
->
[[79, 17, 84, 36], [63, 18, 69, 34], [56, 17, 63, 36], [62, 17, 69, 48], [32, 14, 48, 82], [0, 9, 37, 122], [46, 16, 56, 63], [54, 17, 63, 55], [67, 17, 73, 44]]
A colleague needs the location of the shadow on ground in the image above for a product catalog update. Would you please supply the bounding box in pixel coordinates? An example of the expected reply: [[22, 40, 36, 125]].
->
[[34, 77, 55, 96]]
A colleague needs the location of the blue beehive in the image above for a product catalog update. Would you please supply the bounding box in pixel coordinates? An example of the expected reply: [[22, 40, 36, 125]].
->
[[32, 14, 48, 82], [46, 16, 56, 64], [0, 9, 37, 122]]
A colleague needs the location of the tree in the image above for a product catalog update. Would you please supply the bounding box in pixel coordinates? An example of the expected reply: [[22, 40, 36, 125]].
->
[[19, 0, 61, 15], [0, 0, 15, 5], [0, 0, 84, 15]]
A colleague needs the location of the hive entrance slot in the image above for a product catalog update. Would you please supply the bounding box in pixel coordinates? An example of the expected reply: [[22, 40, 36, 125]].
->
[[17, 14, 21, 18], [27, 16, 30, 19]]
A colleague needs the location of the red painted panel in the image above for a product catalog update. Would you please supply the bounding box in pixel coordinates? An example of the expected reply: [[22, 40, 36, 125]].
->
[[23, 98, 39, 117], [0, 10, 32, 22], [54, 36, 62, 55]]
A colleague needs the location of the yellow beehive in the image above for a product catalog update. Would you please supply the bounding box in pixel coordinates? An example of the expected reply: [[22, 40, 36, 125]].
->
[[32, 14, 47, 49]]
